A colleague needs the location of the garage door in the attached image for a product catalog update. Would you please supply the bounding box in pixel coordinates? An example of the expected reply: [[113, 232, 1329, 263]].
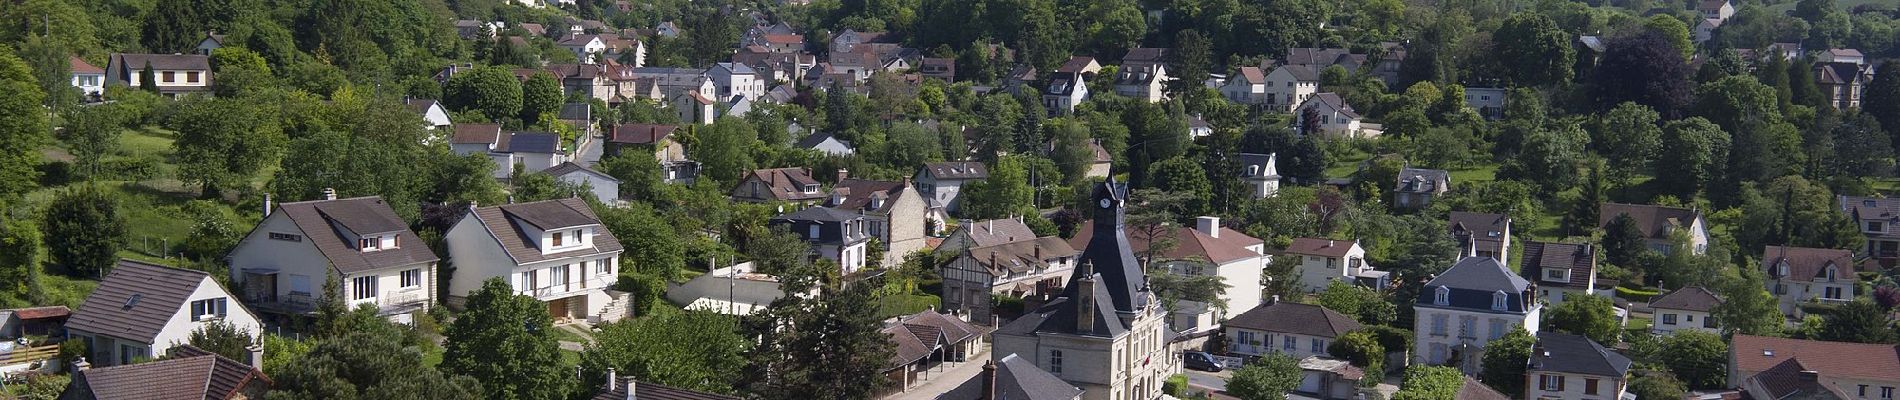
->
[[1298, 371, 1323, 393]]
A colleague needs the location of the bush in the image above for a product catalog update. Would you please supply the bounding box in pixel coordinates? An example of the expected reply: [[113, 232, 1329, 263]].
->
[[96, 156, 161, 181], [1615, 286, 1662, 302], [59, 339, 87, 368], [1163, 374, 1189, 397], [38, 161, 72, 186]]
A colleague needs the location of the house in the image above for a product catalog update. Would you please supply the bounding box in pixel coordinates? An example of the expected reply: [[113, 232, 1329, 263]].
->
[[1763, 245, 1860, 319], [937, 353, 1084, 400], [1839, 195, 1900, 265], [744, 31, 806, 54], [70, 57, 105, 100], [1815, 61, 1872, 110], [883, 310, 992, 391], [654, 21, 680, 38], [1728, 335, 1900, 399], [444, 198, 629, 323], [795, 131, 856, 156], [1001, 65, 1038, 95], [665, 261, 812, 316], [733, 46, 815, 83], [194, 33, 226, 55], [1296, 93, 1370, 138], [1372, 43, 1407, 86], [1068, 216, 1265, 334], [1462, 87, 1507, 120], [1042, 72, 1088, 115], [1598, 203, 1709, 255], [1518, 241, 1608, 307], [449, 123, 503, 156], [1818, 48, 1866, 65], [1294, 357, 1364, 400], [1056, 56, 1102, 78], [404, 98, 453, 130], [626, 67, 713, 100], [1412, 256, 1543, 374], [1650, 286, 1722, 335], [1393, 167, 1449, 209], [60, 345, 270, 400], [1238, 153, 1281, 198], [104, 53, 212, 96], [920, 57, 956, 82], [939, 218, 1039, 254], [770, 206, 873, 274], [228, 193, 439, 323], [1284, 238, 1385, 293], [673, 91, 716, 124], [607, 123, 697, 184], [708, 62, 766, 101], [0, 306, 68, 339], [731, 167, 827, 204], [1223, 300, 1362, 360], [1695, 18, 1722, 43], [991, 181, 1183, 400], [1448, 211, 1511, 264], [1283, 48, 1358, 69], [940, 237, 1080, 323], [1263, 65, 1321, 113], [1086, 142, 1112, 180], [543, 64, 619, 102], [1526, 333, 1632, 400], [1187, 115, 1212, 138], [66, 260, 262, 367], [917, 162, 989, 215], [542, 162, 621, 204], [491, 132, 570, 180], [559, 34, 608, 64], [1112, 64, 1167, 103], [829, 177, 930, 266], [1696, 0, 1735, 22], [831, 29, 891, 54], [1220, 67, 1269, 105]]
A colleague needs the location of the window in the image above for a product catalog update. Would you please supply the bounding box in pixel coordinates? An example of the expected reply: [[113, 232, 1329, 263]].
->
[[1429, 344, 1448, 364], [1824, 266, 1838, 281], [1049, 350, 1063, 373], [1545, 268, 1569, 281], [1860, 385, 1868, 397], [1540, 375, 1566, 391], [1459, 317, 1476, 339], [1775, 283, 1786, 295], [1705, 316, 1718, 328], [552, 232, 565, 247], [520, 271, 538, 291], [1431, 314, 1448, 336], [400, 269, 422, 288], [573, 229, 584, 244], [1283, 335, 1296, 350], [1825, 286, 1845, 299], [554, 265, 570, 290], [1433, 286, 1449, 305], [1585, 378, 1599, 395], [1488, 319, 1506, 340], [162, 71, 175, 83], [1310, 338, 1324, 353], [1686, 315, 1695, 322], [599, 258, 614, 275], [269, 232, 302, 242], [186, 71, 199, 83], [808, 224, 820, 239], [190, 298, 227, 321], [1867, 220, 1886, 233], [359, 236, 382, 251], [1491, 291, 1508, 311], [1884, 387, 1894, 400], [352, 276, 376, 300], [1662, 313, 1678, 325]]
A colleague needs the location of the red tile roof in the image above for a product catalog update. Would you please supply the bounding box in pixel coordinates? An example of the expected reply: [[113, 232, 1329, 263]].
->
[[1067, 221, 1264, 264], [1764, 245, 1857, 283], [70, 56, 103, 74], [1284, 237, 1357, 258], [7, 306, 70, 320], [1732, 334, 1900, 382]]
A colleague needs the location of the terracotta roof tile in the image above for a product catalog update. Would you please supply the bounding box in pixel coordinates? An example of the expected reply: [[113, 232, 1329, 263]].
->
[[1732, 335, 1900, 382]]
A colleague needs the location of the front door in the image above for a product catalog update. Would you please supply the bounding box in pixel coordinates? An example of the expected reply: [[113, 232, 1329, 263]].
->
[[548, 298, 568, 320]]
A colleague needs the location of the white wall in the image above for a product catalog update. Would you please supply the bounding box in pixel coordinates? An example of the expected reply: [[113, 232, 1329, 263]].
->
[[1226, 327, 1336, 360], [1527, 371, 1625, 400], [1412, 305, 1541, 368], [1652, 308, 1719, 335], [149, 277, 262, 362]]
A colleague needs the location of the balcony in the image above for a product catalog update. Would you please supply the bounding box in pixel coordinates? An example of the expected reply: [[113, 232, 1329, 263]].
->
[[383, 289, 427, 307]]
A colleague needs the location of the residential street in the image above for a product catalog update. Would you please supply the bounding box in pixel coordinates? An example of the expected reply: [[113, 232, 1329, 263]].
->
[[576, 131, 604, 166], [880, 346, 990, 400]]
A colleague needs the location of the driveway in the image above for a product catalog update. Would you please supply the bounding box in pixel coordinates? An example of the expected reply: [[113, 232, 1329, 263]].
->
[[1185, 369, 1231, 392]]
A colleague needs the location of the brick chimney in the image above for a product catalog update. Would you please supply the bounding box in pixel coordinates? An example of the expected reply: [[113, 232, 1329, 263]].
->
[[981, 360, 999, 399], [1074, 261, 1096, 333], [836, 168, 849, 182]]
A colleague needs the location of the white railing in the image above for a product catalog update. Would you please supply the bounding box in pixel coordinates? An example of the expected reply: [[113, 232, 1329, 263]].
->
[[383, 289, 426, 306]]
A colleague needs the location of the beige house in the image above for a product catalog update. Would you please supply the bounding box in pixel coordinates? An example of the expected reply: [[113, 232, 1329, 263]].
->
[[1448, 211, 1511, 264], [731, 167, 826, 204], [1526, 333, 1631, 400], [1764, 245, 1861, 319], [607, 123, 697, 184], [104, 53, 212, 96], [828, 177, 929, 266], [1219, 67, 1268, 105], [1222, 300, 1361, 360], [939, 217, 1039, 254], [1284, 238, 1385, 293], [227, 193, 439, 323], [1650, 286, 1722, 335], [1296, 93, 1370, 138], [1840, 195, 1900, 265], [1263, 65, 1320, 113], [1413, 256, 1542, 375]]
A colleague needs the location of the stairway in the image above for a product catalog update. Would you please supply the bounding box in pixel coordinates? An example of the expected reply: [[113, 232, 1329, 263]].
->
[[593, 290, 632, 323]]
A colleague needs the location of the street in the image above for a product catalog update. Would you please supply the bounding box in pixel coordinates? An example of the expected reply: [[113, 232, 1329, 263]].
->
[[575, 131, 604, 166]]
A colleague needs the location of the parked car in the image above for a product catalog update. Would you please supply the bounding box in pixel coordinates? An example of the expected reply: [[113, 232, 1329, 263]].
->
[[1182, 351, 1222, 372]]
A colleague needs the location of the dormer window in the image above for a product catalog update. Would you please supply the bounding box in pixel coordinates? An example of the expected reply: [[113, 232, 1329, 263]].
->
[[803, 184, 819, 193], [1433, 286, 1449, 305], [1866, 220, 1885, 233], [552, 231, 565, 247], [358, 235, 394, 252], [1777, 262, 1789, 277], [1823, 265, 1838, 282], [1492, 291, 1508, 311]]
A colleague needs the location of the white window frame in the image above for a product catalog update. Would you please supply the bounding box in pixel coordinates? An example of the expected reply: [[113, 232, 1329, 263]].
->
[[190, 298, 227, 321], [400, 269, 422, 288], [1661, 313, 1677, 325], [351, 275, 377, 300]]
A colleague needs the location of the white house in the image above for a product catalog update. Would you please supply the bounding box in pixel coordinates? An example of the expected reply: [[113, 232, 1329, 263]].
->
[[1413, 256, 1543, 375], [104, 53, 212, 96], [449, 123, 503, 156], [1283, 238, 1385, 293], [1296, 93, 1370, 138], [1223, 300, 1362, 360], [227, 193, 439, 324], [1526, 333, 1632, 400], [1763, 245, 1860, 319], [559, 35, 607, 64], [70, 56, 105, 100], [444, 198, 630, 323], [1115, 48, 1170, 103], [1220, 67, 1269, 105], [1263, 65, 1320, 113], [1696, 0, 1735, 22], [1067, 216, 1265, 334], [708, 62, 766, 102], [674, 91, 716, 125], [1650, 286, 1723, 335], [665, 261, 812, 316], [1238, 153, 1280, 198], [403, 98, 453, 130], [66, 260, 263, 367], [1042, 72, 1088, 116], [794, 131, 855, 156], [194, 33, 226, 55], [541, 162, 621, 205], [1462, 87, 1507, 120], [917, 161, 989, 216], [1518, 241, 1609, 307]]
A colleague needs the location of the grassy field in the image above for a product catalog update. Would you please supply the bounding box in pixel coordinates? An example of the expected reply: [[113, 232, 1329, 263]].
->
[[1767, 0, 1886, 12]]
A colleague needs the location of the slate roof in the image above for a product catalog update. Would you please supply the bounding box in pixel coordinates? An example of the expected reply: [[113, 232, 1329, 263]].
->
[[1650, 286, 1723, 312], [829, 179, 907, 213], [467, 198, 624, 265], [1284, 238, 1357, 258], [793, 131, 854, 152], [957, 218, 1039, 248], [502, 132, 562, 154], [940, 353, 1084, 400], [542, 162, 619, 182], [1817, 62, 1866, 85], [1275, 65, 1321, 81], [1238, 153, 1277, 178], [922, 161, 988, 180], [884, 323, 934, 369], [966, 237, 1081, 275], [1285, 48, 1354, 67], [1764, 245, 1858, 283], [110, 53, 211, 71], [450, 123, 502, 145], [1530, 332, 1632, 377], [1044, 72, 1084, 96], [273, 196, 439, 274], [610, 124, 678, 145], [897, 310, 988, 345], [1732, 335, 1900, 382], [66, 260, 214, 342], [1395, 167, 1448, 194], [998, 279, 1127, 338], [774, 205, 864, 223], [1067, 220, 1264, 265], [1746, 358, 1853, 400], [591, 379, 741, 400], [1839, 196, 1900, 239], [1419, 257, 1534, 313], [1000, 180, 1152, 337], [1598, 203, 1700, 240], [1222, 301, 1362, 339], [1518, 241, 1596, 291], [1449, 211, 1509, 254], [1122, 48, 1169, 67], [68, 346, 269, 400]]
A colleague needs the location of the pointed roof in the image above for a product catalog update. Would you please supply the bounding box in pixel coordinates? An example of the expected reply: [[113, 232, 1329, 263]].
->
[[1764, 245, 1857, 283], [1075, 178, 1149, 313], [1650, 286, 1723, 312], [71, 56, 104, 74], [1746, 358, 1852, 399], [1427, 256, 1532, 293], [68, 346, 271, 400], [1518, 241, 1597, 290], [1598, 203, 1701, 239], [272, 196, 439, 274], [1530, 332, 1632, 377], [1223, 301, 1362, 338], [466, 198, 624, 264], [66, 260, 217, 342]]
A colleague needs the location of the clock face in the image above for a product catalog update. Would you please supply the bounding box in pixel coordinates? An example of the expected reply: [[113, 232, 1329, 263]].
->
[[1099, 198, 1112, 208]]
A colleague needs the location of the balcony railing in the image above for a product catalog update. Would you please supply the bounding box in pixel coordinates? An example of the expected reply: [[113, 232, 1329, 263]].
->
[[383, 289, 427, 306]]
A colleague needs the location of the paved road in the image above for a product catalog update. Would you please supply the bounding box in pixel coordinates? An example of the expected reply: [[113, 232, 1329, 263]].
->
[[1185, 369, 1231, 392], [881, 346, 991, 400], [576, 132, 604, 166]]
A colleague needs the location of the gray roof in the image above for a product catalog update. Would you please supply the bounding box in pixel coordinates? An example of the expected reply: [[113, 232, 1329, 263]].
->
[[1223, 301, 1362, 339], [1044, 72, 1083, 96], [1650, 286, 1723, 312], [468, 198, 625, 264], [1237, 153, 1278, 178], [274, 196, 439, 274], [773, 205, 864, 223], [68, 346, 268, 400], [1002, 180, 1153, 338], [1428, 256, 1531, 293], [940, 353, 1083, 400], [1276, 64, 1321, 81], [921, 161, 988, 180], [714, 62, 755, 75], [558, 103, 592, 121], [66, 260, 216, 342], [1518, 241, 1597, 290], [794, 131, 854, 153], [1530, 332, 1633, 378], [1309, 93, 1360, 119], [1395, 167, 1449, 193], [541, 161, 619, 182], [109, 53, 210, 72], [501, 132, 562, 154]]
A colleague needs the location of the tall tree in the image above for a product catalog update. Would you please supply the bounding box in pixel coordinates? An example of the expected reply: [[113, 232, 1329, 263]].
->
[[739, 260, 893, 400], [1547, 294, 1621, 344], [1478, 328, 1535, 398], [519, 72, 563, 123], [1493, 14, 1576, 87], [1147, 156, 1214, 217], [0, 46, 48, 200], [1655, 118, 1731, 200], [1712, 266, 1783, 336], [441, 278, 576, 400], [1048, 119, 1094, 186], [57, 104, 124, 180], [0, 218, 47, 306], [694, 117, 760, 183], [444, 66, 525, 124], [1602, 214, 1649, 268], [960, 155, 1035, 219], [172, 98, 288, 198], [1866, 61, 1900, 145], [1592, 102, 1662, 184], [1642, 15, 1696, 61], [1591, 32, 1693, 118], [1696, 76, 1804, 187], [1821, 300, 1899, 344], [41, 188, 127, 278], [1498, 121, 1589, 195], [140, 0, 204, 53], [1831, 112, 1894, 177], [578, 309, 747, 394], [1170, 29, 1212, 96], [1658, 331, 1729, 389]]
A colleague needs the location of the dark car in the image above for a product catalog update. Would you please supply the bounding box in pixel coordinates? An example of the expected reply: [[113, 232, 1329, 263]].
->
[[1182, 351, 1223, 372]]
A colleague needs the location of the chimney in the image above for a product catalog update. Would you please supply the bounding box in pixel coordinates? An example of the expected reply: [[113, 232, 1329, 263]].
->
[[981, 360, 999, 400], [605, 368, 617, 391], [1195, 216, 1220, 238], [986, 219, 993, 233], [248, 343, 263, 368], [624, 376, 637, 400], [70, 357, 90, 372], [322, 188, 337, 200], [837, 168, 849, 182], [1075, 261, 1096, 333], [1269, 295, 1279, 304], [263, 193, 272, 217]]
